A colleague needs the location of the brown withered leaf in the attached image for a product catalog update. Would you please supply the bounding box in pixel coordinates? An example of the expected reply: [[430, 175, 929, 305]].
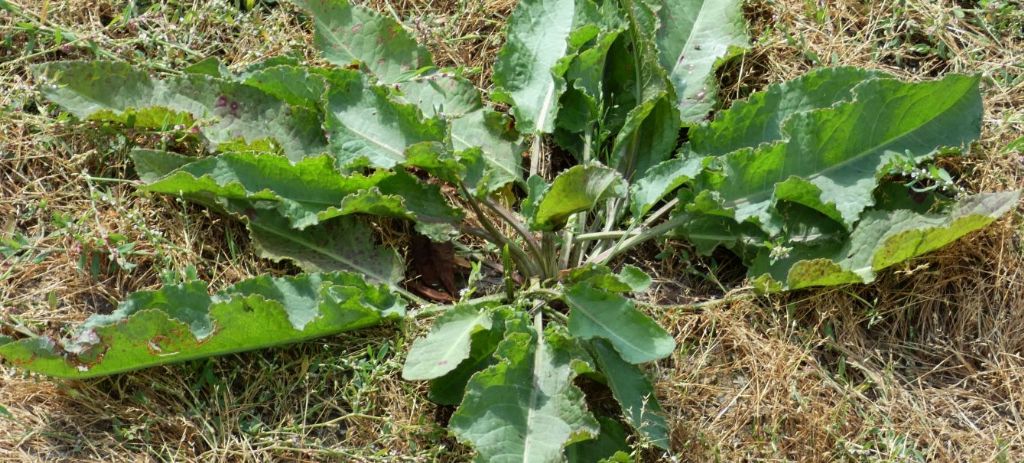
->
[[408, 232, 459, 301]]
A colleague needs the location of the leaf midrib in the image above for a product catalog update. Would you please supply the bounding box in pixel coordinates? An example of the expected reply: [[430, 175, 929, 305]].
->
[[533, 81, 557, 133], [334, 118, 407, 162], [249, 219, 398, 286], [726, 86, 970, 211], [408, 313, 489, 378], [521, 334, 545, 461], [570, 296, 648, 360], [451, 127, 519, 181]]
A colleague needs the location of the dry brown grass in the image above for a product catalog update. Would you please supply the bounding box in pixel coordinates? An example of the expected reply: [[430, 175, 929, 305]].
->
[[652, 0, 1024, 460], [1, 0, 1023, 461]]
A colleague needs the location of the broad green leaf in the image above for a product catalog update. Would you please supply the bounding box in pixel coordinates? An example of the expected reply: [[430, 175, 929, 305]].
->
[[400, 75, 525, 191], [0, 272, 403, 379], [241, 65, 328, 111], [564, 417, 631, 462], [428, 318, 507, 406], [563, 283, 675, 364], [562, 264, 651, 293], [237, 56, 304, 78], [320, 69, 446, 169], [655, 0, 749, 122], [399, 74, 483, 117], [590, 339, 670, 449], [184, 56, 228, 78], [554, 3, 624, 156], [132, 149, 194, 183], [521, 175, 550, 227], [493, 0, 596, 134], [404, 142, 484, 186], [750, 191, 1020, 290], [603, 0, 660, 115], [630, 156, 707, 218], [532, 164, 626, 231], [246, 210, 405, 285], [132, 151, 410, 287], [35, 61, 327, 160], [362, 172, 464, 237], [599, 453, 632, 463], [565, 3, 624, 103], [617, 265, 653, 293], [450, 317, 599, 462], [669, 212, 766, 256], [133, 150, 461, 233], [291, 0, 432, 84], [688, 67, 884, 156], [608, 93, 680, 180], [139, 151, 390, 226], [601, 1, 680, 180], [402, 305, 494, 380], [690, 74, 983, 234], [450, 110, 525, 193]]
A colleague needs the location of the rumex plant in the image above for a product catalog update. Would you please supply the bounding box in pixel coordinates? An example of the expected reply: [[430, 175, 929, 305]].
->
[[1, 0, 1018, 460]]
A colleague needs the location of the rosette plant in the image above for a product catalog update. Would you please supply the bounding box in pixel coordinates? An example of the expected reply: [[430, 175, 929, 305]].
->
[[2, 0, 1017, 460]]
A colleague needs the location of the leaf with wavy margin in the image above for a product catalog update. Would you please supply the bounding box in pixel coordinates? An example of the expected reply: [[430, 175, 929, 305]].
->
[[321, 69, 446, 169], [531, 164, 626, 231], [590, 339, 670, 449], [564, 416, 631, 462], [400, 75, 524, 191], [630, 156, 708, 218], [688, 67, 885, 156], [244, 209, 405, 285], [291, 0, 432, 84], [563, 283, 675, 364], [402, 305, 494, 380], [0, 273, 403, 379], [689, 74, 982, 235], [493, 0, 599, 134], [35, 61, 327, 160], [750, 191, 1020, 291], [655, 0, 749, 122], [450, 317, 599, 462], [133, 150, 461, 231]]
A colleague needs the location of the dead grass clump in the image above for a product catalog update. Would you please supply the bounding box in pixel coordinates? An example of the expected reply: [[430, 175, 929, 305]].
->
[[815, 222, 1024, 461], [656, 300, 864, 460]]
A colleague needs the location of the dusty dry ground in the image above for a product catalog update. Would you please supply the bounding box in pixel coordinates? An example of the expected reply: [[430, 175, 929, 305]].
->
[[1, 0, 1023, 461]]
